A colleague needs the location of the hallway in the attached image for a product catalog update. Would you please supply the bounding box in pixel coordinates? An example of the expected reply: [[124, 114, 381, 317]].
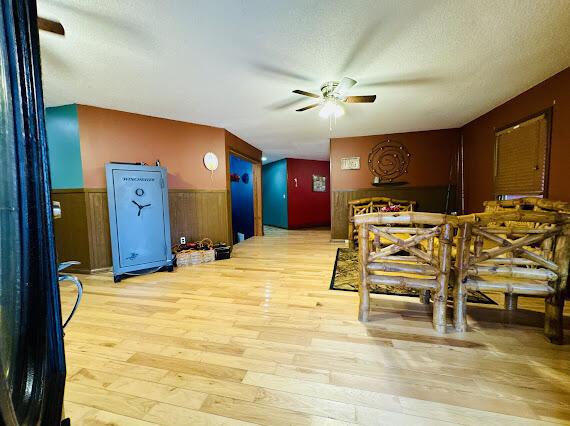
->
[[60, 227, 570, 425]]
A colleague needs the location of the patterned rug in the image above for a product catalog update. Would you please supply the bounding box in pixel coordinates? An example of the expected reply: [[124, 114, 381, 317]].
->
[[330, 248, 497, 305]]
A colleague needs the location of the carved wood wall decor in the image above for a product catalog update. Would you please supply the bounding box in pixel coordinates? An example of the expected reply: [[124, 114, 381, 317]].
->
[[368, 139, 410, 182]]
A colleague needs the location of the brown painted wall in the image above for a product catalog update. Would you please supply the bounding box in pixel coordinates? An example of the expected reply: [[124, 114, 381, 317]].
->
[[225, 130, 262, 161], [330, 129, 461, 190], [462, 67, 570, 212], [76, 105, 227, 190], [329, 129, 460, 239]]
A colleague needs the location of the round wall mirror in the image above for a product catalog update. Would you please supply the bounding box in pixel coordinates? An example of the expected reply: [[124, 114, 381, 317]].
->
[[203, 152, 219, 171]]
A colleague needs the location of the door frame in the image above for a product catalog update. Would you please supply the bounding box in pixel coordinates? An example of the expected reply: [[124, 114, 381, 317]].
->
[[226, 149, 263, 243], [0, 0, 66, 424]]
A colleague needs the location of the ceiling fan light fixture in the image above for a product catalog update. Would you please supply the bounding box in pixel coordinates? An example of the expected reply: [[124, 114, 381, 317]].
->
[[319, 100, 344, 119]]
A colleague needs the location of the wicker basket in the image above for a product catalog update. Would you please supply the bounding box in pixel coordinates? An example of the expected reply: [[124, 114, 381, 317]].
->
[[176, 249, 215, 266]]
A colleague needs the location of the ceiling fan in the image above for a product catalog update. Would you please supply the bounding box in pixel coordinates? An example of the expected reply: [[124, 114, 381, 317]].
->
[[292, 77, 376, 118], [38, 17, 65, 36]]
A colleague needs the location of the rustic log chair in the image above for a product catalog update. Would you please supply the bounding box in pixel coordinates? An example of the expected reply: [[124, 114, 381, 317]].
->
[[348, 197, 416, 248], [483, 197, 570, 310], [484, 197, 570, 214], [453, 210, 570, 344], [354, 212, 454, 332]]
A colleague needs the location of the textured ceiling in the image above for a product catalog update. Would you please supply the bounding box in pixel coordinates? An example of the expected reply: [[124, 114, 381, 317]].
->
[[38, 0, 570, 162]]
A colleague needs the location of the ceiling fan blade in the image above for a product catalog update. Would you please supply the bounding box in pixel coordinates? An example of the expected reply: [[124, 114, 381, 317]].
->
[[296, 103, 320, 112], [345, 95, 376, 103], [292, 89, 320, 99], [38, 17, 65, 36], [334, 77, 357, 96]]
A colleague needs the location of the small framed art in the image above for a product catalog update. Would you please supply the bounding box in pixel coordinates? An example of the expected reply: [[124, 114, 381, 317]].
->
[[312, 175, 326, 192]]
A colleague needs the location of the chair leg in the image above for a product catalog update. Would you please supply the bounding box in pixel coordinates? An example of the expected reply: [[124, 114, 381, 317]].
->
[[358, 282, 370, 322], [504, 293, 518, 310], [419, 289, 431, 304], [453, 223, 471, 332], [433, 223, 452, 333], [358, 224, 370, 322], [545, 292, 565, 344], [453, 285, 468, 332], [546, 224, 569, 344]]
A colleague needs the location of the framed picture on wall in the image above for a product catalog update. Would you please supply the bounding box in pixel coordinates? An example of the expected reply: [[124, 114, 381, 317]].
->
[[312, 175, 326, 192]]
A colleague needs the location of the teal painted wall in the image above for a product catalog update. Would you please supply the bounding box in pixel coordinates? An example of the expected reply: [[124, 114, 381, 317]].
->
[[262, 159, 288, 228], [45, 104, 84, 189]]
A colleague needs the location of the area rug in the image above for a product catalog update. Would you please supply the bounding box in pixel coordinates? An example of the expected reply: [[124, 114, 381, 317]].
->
[[330, 248, 497, 305]]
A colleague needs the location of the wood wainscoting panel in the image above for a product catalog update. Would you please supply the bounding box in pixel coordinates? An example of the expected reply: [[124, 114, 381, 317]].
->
[[52, 188, 230, 273], [169, 189, 230, 244], [85, 189, 112, 271], [331, 186, 455, 240], [51, 189, 92, 273]]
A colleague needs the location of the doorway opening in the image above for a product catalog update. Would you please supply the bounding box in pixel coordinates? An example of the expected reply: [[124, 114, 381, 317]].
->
[[229, 153, 258, 244]]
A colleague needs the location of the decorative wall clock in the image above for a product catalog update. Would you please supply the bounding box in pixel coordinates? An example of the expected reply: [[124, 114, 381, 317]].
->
[[368, 139, 410, 183], [203, 152, 219, 171]]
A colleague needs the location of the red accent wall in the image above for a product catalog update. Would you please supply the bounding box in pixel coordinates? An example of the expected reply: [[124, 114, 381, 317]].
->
[[462, 67, 570, 212], [286, 159, 331, 229]]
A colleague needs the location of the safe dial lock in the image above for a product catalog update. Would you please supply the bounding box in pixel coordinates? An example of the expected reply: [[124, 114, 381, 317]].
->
[[135, 188, 144, 196]]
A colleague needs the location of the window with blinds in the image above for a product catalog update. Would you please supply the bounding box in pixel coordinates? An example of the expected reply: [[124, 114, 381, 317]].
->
[[494, 113, 550, 198]]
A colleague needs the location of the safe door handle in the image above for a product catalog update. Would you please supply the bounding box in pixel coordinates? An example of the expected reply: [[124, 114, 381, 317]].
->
[[132, 200, 152, 216]]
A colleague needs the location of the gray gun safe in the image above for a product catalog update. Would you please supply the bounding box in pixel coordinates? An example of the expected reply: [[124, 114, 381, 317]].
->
[[105, 163, 173, 282]]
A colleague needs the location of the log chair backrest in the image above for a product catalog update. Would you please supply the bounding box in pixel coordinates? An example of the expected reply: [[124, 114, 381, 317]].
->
[[484, 197, 570, 214], [353, 211, 454, 330], [456, 210, 568, 277], [348, 197, 416, 247], [483, 198, 570, 259], [356, 212, 451, 267], [453, 210, 570, 342]]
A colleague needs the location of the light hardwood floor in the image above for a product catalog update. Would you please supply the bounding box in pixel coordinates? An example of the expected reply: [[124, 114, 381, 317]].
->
[[59, 226, 570, 425]]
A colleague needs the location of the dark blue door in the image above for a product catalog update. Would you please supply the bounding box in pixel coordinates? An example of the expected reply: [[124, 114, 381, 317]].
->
[[230, 154, 254, 242]]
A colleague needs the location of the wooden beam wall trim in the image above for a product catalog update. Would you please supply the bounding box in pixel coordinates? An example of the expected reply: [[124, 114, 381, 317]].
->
[[51, 188, 90, 194], [332, 186, 453, 192], [169, 189, 228, 193], [253, 162, 263, 236], [52, 188, 228, 194]]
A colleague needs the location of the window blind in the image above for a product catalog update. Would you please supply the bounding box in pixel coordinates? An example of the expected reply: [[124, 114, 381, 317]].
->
[[494, 114, 548, 196]]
